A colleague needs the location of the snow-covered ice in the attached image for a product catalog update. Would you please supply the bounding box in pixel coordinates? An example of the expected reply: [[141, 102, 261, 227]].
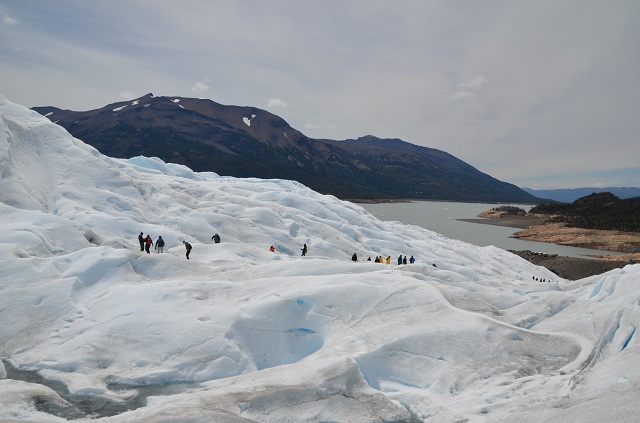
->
[[0, 94, 638, 422]]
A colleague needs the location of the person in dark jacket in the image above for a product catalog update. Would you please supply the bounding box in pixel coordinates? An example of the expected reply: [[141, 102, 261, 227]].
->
[[409, 255, 415, 264], [138, 232, 145, 251], [144, 235, 153, 254], [155, 236, 165, 253], [183, 241, 192, 259], [211, 234, 221, 244], [397, 255, 403, 266], [403, 256, 407, 265], [301, 244, 308, 256], [352, 253, 358, 262]]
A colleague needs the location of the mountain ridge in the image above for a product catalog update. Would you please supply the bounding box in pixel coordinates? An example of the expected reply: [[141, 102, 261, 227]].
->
[[523, 186, 640, 203], [34, 94, 540, 203]]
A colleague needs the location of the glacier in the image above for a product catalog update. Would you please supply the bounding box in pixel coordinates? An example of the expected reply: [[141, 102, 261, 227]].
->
[[0, 94, 638, 422]]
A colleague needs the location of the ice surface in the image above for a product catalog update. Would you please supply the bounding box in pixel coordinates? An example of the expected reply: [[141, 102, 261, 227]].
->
[[0, 94, 638, 422]]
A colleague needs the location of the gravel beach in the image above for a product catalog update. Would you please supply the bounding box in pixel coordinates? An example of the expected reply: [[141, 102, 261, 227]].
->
[[463, 211, 640, 280]]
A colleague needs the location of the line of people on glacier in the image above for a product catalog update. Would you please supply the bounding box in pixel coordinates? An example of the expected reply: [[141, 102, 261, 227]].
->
[[136, 234, 557, 285], [138, 232, 166, 254], [137, 231, 217, 259], [351, 253, 416, 265], [138, 232, 419, 267]]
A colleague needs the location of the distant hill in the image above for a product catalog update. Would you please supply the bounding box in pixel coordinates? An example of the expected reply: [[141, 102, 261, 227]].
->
[[523, 187, 640, 203], [529, 192, 640, 232], [34, 94, 540, 203]]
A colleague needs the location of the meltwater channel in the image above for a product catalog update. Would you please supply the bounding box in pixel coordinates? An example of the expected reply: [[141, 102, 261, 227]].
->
[[360, 201, 623, 259]]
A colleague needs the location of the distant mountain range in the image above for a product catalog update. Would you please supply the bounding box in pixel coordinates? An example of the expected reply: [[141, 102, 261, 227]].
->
[[523, 187, 640, 203], [33, 94, 539, 203]]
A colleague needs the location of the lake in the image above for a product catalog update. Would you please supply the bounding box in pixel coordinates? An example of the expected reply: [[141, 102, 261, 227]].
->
[[360, 200, 623, 258]]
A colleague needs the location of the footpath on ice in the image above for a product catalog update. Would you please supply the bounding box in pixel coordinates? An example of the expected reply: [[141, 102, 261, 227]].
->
[[0, 93, 639, 422]]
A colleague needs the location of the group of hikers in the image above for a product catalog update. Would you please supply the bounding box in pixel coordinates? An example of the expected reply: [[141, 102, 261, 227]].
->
[[267, 243, 307, 256], [138, 233, 166, 254], [138, 234, 418, 267], [533, 276, 557, 283], [352, 253, 416, 265], [137, 232, 221, 260]]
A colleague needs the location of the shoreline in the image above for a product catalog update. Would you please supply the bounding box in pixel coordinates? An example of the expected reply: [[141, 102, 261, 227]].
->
[[507, 250, 636, 280], [464, 211, 640, 279]]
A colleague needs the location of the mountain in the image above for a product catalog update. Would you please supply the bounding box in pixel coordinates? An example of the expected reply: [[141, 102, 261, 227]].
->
[[529, 192, 640, 232], [3, 95, 640, 422], [523, 186, 640, 203], [33, 94, 539, 203]]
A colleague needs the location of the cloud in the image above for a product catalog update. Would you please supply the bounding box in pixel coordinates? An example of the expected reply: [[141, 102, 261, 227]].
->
[[1, 13, 19, 26], [267, 98, 287, 109], [450, 75, 490, 102], [452, 75, 489, 101], [190, 80, 209, 93], [458, 75, 489, 90], [451, 91, 478, 101]]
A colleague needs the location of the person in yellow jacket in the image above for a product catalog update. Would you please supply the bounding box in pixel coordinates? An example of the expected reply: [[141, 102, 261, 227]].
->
[[385, 256, 391, 264]]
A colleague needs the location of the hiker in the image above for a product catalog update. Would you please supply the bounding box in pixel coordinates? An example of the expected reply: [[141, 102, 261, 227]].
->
[[386, 256, 391, 265], [211, 233, 221, 244], [374, 256, 380, 263], [409, 255, 415, 264], [144, 235, 153, 254], [352, 253, 358, 262], [183, 241, 192, 259], [301, 244, 308, 256], [397, 255, 403, 266], [138, 232, 145, 251], [403, 256, 407, 265], [269, 246, 276, 252], [155, 236, 165, 253], [367, 257, 371, 261]]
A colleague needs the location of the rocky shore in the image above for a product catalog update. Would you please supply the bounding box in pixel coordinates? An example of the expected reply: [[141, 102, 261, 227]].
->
[[507, 250, 636, 280], [464, 209, 640, 280]]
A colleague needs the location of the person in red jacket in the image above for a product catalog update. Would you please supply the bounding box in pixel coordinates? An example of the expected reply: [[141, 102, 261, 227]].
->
[[144, 235, 153, 254]]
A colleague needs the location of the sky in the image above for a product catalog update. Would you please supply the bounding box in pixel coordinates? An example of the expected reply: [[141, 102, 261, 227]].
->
[[2, 94, 639, 422], [0, 0, 638, 190]]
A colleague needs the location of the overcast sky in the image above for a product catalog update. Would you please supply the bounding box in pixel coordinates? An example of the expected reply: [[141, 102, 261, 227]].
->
[[1, 1, 638, 189]]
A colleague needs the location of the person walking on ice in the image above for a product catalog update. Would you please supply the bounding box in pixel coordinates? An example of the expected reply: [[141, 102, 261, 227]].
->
[[155, 236, 165, 253], [301, 244, 308, 256], [183, 241, 192, 259], [138, 232, 145, 251], [211, 234, 221, 244], [144, 235, 153, 254]]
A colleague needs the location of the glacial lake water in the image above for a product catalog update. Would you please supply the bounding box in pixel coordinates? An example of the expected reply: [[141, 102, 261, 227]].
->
[[360, 200, 623, 259]]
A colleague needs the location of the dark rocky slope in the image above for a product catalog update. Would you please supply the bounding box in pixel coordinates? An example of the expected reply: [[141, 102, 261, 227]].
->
[[530, 192, 640, 232], [34, 94, 540, 203]]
